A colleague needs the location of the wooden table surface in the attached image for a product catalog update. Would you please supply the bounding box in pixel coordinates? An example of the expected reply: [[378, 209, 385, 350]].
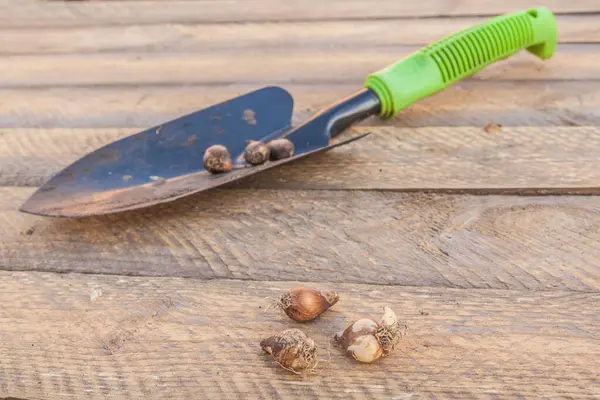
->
[[1, 1, 600, 399]]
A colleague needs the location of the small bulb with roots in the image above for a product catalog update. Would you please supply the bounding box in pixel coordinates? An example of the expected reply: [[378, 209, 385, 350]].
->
[[334, 307, 403, 363], [203, 144, 232, 173], [267, 138, 295, 160], [277, 286, 339, 322], [260, 328, 318, 373], [244, 140, 270, 165]]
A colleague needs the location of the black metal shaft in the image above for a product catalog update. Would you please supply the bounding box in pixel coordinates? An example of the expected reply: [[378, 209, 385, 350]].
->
[[283, 88, 381, 152], [326, 88, 382, 137]]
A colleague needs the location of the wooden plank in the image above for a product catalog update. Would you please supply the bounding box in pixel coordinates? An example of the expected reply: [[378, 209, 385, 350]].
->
[[0, 272, 598, 399], [3, 188, 600, 291], [2, 0, 599, 28], [0, 80, 597, 129], [2, 126, 600, 191], [0, 45, 595, 89], [1, 15, 597, 56]]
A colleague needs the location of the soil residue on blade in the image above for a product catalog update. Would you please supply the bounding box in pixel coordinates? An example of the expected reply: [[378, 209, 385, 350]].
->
[[96, 149, 119, 161], [243, 109, 257, 125], [183, 135, 198, 146]]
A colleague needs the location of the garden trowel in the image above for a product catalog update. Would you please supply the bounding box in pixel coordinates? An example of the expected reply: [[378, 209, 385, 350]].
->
[[21, 7, 557, 217]]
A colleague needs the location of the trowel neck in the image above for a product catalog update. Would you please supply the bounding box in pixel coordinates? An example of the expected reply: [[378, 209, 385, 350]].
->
[[317, 88, 382, 138]]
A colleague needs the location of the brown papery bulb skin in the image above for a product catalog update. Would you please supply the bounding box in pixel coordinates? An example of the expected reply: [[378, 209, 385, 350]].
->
[[244, 140, 270, 165], [203, 144, 232, 173], [333, 318, 378, 350], [334, 307, 402, 363], [280, 286, 339, 322], [260, 328, 318, 372], [267, 138, 295, 160]]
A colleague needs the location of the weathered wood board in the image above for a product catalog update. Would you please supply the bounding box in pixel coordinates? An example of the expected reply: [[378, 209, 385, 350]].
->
[[1, 15, 598, 56], [2, 187, 600, 292], [1, 1, 599, 399], [0, 272, 598, 399], [0, 45, 597, 90], [1, 80, 598, 128], [2, 126, 600, 190], [4, 0, 600, 27]]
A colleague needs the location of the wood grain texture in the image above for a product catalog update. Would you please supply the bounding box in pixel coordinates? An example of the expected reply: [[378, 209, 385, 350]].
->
[[0, 272, 598, 399], [0, 45, 595, 89], [1, 1, 598, 399], [1, 15, 597, 56], [3, 187, 600, 291], [0, 80, 597, 129], [3, 0, 599, 27], [2, 126, 600, 191]]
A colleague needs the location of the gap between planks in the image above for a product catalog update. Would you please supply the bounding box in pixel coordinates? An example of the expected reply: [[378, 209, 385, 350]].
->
[[3, 187, 600, 292]]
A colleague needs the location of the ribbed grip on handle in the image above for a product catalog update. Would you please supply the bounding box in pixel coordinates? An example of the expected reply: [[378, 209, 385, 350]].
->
[[365, 7, 557, 119]]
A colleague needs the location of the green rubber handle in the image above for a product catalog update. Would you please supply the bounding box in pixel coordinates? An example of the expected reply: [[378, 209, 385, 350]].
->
[[365, 7, 558, 119]]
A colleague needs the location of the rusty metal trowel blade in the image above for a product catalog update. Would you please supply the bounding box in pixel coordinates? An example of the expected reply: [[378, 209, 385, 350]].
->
[[23, 132, 369, 218], [20, 86, 295, 217]]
